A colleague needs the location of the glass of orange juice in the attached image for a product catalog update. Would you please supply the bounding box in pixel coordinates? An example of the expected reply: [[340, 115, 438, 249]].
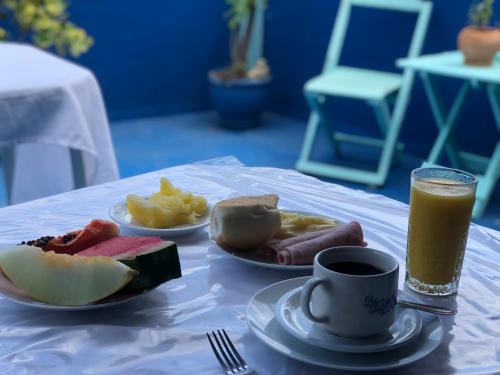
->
[[406, 167, 477, 296]]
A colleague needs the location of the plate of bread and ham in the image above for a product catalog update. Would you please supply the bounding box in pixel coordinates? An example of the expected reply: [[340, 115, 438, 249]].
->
[[210, 194, 367, 270]]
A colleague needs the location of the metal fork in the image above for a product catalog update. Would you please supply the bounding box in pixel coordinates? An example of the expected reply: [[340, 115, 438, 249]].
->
[[206, 329, 253, 374]]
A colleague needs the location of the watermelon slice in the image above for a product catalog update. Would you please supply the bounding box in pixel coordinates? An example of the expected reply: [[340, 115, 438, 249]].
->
[[23, 219, 120, 255], [0, 246, 135, 306], [78, 236, 181, 292]]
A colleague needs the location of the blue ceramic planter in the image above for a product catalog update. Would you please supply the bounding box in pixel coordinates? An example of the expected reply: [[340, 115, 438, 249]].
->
[[208, 70, 271, 129]]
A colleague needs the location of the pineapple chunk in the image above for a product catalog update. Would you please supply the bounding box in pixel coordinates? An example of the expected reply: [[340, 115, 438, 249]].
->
[[127, 178, 208, 228], [190, 196, 208, 216], [127, 195, 176, 228]]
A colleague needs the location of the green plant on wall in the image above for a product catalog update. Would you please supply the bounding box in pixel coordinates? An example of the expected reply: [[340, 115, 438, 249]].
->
[[468, 0, 496, 27], [0, 0, 93, 57], [218, 0, 268, 80]]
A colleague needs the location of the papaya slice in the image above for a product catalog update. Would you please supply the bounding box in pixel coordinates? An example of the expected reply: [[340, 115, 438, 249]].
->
[[24, 219, 120, 255]]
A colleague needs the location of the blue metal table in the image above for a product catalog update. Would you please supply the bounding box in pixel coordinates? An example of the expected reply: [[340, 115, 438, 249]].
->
[[398, 51, 500, 218]]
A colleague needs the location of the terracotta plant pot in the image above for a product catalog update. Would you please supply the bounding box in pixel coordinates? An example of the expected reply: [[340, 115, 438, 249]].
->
[[458, 26, 500, 66]]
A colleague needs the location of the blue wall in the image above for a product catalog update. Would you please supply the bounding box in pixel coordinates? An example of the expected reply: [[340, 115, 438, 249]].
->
[[70, 0, 499, 158], [70, 0, 229, 119]]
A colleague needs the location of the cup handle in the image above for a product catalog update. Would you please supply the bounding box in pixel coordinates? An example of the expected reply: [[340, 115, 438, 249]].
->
[[300, 277, 329, 323]]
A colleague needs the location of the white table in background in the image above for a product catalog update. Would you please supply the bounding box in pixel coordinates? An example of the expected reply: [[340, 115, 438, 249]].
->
[[0, 42, 119, 204], [0, 157, 498, 375]]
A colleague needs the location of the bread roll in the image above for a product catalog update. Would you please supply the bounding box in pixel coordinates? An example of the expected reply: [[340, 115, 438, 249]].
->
[[210, 194, 281, 250]]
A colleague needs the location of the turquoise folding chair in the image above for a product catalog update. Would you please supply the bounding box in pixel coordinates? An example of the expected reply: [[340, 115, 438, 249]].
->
[[296, 0, 433, 186]]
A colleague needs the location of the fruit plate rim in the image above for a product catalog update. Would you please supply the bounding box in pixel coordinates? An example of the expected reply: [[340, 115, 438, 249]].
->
[[108, 198, 211, 237], [0, 270, 152, 311]]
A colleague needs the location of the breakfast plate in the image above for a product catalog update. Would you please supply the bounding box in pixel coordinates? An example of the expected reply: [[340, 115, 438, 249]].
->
[[0, 271, 150, 311], [213, 242, 313, 271], [109, 199, 211, 238], [275, 287, 423, 353], [213, 210, 341, 271], [247, 276, 444, 371]]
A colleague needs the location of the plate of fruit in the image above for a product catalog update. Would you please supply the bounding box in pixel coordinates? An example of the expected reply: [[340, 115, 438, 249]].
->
[[109, 177, 210, 237], [0, 219, 181, 310]]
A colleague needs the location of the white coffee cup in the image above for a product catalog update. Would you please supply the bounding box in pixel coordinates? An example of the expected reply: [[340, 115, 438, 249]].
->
[[300, 246, 399, 338]]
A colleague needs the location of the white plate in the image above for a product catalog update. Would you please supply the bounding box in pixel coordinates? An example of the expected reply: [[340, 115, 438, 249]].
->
[[247, 277, 444, 371], [213, 242, 313, 271], [275, 287, 423, 353], [213, 210, 341, 271], [0, 271, 149, 311], [109, 199, 210, 238]]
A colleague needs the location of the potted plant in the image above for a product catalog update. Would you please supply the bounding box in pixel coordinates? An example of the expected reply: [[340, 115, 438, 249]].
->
[[208, 0, 271, 129], [458, 0, 500, 66], [0, 0, 93, 57]]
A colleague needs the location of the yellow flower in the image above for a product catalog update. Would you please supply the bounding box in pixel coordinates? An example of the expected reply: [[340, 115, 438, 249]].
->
[[32, 15, 60, 32], [16, 3, 38, 27], [4, 0, 18, 11], [3, 0, 93, 57], [44, 0, 66, 17]]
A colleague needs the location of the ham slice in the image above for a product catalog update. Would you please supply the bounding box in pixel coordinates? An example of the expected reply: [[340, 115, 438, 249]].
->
[[264, 228, 333, 253], [271, 221, 367, 265]]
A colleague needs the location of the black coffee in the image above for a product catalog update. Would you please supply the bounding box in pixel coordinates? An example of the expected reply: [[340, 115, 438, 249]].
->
[[325, 261, 384, 276]]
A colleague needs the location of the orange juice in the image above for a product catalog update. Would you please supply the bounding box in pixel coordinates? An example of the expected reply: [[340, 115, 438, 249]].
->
[[405, 168, 477, 295]]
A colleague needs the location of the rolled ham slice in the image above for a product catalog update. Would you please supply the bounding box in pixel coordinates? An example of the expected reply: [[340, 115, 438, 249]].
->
[[263, 228, 332, 253], [274, 221, 367, 265]]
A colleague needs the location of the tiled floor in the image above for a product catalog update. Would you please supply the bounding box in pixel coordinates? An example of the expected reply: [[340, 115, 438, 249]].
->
[[1, 111, 499, 229]]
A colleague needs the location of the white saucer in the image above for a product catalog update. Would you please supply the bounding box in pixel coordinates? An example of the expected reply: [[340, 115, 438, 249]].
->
[[109, 199, 210, 238], [0, 271, 150, 311], [247, 277, 444, 371], [275, 287, 423, 353], [213, 210, 341, 271]]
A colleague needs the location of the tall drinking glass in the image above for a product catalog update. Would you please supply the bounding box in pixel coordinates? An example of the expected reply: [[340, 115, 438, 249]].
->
[[405, 167, 478, 296]]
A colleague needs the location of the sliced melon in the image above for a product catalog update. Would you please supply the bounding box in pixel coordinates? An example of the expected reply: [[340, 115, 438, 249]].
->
[[0, 246, 135, 306]]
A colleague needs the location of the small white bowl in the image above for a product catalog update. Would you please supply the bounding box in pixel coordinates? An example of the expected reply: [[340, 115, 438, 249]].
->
[[109, 199, 211, 238]]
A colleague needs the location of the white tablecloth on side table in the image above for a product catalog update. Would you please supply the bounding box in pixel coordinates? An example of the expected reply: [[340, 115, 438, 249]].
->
[[0, 157, 498, 375], [0, 42, 119, 204]]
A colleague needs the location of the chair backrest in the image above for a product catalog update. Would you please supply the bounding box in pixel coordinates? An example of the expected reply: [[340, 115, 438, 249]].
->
[[322, 0, 433, 73]]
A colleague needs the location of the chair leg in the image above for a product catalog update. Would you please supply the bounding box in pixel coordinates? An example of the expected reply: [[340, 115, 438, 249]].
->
[[370, 99, 403, 165], [304, 92, 340, 156], [473, 142, 500, 219], [370, 99, 390, 134], [471, 84, 500, 219], [297, 93, 340, 172], [375, 71, 416, 185], [70, 148, 86, 189], [420, 73, 463, 168], [427, 82, 470, 165], [487, 83, 500, 132], [2, 147, 15, 205], [297, 112, 321, 165]]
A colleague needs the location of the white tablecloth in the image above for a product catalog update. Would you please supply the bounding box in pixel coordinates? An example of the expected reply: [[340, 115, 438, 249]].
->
[[0, 157, 498, 374], [0, 42, 119, 204]]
